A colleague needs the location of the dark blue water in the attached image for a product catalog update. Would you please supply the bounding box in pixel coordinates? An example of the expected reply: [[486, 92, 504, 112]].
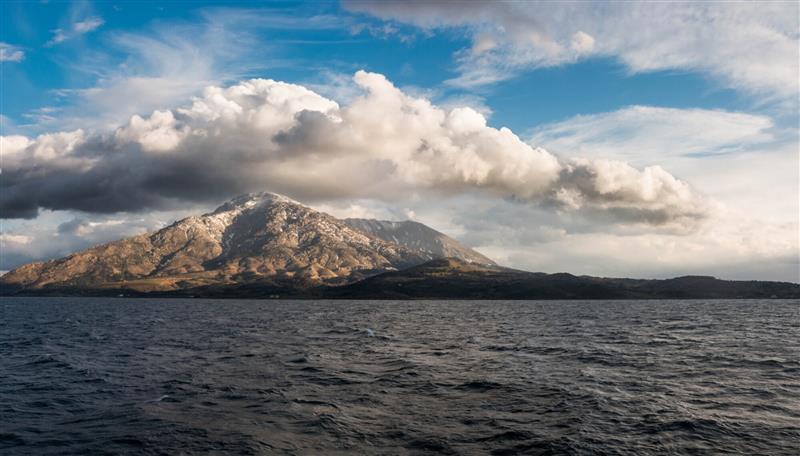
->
[[1, 298, 798, 455]]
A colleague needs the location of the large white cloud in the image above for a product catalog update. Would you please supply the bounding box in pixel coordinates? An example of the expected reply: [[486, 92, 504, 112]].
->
[[311, 100, 798, 281], [345, 1, 800, 101], [0, 71, 707, 226], [2, 81, 796, 280]]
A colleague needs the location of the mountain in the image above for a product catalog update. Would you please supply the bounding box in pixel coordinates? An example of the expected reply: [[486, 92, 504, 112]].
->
[[322, 258, 800, 299], [0, 193, 491, 294], [343, 218, 495, 265], [3, 194, 798, 299]]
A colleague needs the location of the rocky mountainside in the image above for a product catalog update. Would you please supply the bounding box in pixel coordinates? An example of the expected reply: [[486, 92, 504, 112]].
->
[[343, 219, 495, 265], [1, 193, 490, 293]]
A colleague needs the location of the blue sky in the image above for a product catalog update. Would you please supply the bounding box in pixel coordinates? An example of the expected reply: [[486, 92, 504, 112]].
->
[[1, 1, 798, 281], [1, 1, 771, 134]]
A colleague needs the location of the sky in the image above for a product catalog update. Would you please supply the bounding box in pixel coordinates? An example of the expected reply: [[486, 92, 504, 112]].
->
[[1, 0, 798, 282]]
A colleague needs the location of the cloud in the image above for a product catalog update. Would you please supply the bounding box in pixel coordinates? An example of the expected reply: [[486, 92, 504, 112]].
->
[[483, 210, 799, 282], [0, 233, 32, 245], [57, 217, 126, 236], [344, 1, 800, 100], [74, 17, 104, 33], [503, 215, 799, 282], [529, 106, 797, 224], [306, 190, 798, 282], [446, 107, 796, 281], [0, 42, 24, 62], [0, 114, 21, 136], [530, 106, 775, 163], [40, 17, 229, 131], [0, 71, 706, 227], [48, 16, 104, 45], [0, 209, 200, 271], [25, 8, 354, 134]]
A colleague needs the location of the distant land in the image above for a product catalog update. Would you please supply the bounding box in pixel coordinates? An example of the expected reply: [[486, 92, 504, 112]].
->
[[2, 193, 798, 299]]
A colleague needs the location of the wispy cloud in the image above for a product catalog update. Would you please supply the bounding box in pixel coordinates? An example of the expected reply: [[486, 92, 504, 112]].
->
[[345, 1, 800, 103], [529, 106, 775, 163], [47, 16, 104, 45], [26, 7, 353, 133], [0, 42, 24, 62], [22, 106, 61, 125]]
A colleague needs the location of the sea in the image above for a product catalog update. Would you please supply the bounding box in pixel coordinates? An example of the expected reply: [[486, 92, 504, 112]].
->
[[1, 298, 798, 455]]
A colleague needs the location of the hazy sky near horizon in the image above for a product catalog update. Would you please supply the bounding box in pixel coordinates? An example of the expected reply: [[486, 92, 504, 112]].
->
[[1, 1, 798, 281]]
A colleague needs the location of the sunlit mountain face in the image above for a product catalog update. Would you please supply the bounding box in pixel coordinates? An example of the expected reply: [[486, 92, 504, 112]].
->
[[0, 192, 492, 292]]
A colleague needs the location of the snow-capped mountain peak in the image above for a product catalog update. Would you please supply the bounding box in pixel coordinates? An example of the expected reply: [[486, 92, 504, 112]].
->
[[1, 192, 495, 292]]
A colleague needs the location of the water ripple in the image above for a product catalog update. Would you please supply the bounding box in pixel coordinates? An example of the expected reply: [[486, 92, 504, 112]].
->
[[1, 298, 798, 454]]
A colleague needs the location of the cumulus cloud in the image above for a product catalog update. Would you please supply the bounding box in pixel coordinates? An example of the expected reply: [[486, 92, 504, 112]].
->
[[529, 106, 797, 225], [0, 42, 24, 62], [344, 1, 800, 100], [0, 71, 707, 226]]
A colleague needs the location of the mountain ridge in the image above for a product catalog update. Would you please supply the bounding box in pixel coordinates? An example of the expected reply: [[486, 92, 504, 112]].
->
[[0, 193, 492, 293], [3, 193, 798, 299], [319, 258, 800, 299], [4, 257, 798, 299], [343, 218, 495, 265]]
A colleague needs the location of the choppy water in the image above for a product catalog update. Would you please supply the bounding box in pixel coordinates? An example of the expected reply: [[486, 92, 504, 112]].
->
[[1, 298, 799, 455]]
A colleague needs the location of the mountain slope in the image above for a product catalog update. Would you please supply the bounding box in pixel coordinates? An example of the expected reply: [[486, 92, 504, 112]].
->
[[0, 193, 434, 292], [322, 258, 800, 299], [343, 219, 494, 265]]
